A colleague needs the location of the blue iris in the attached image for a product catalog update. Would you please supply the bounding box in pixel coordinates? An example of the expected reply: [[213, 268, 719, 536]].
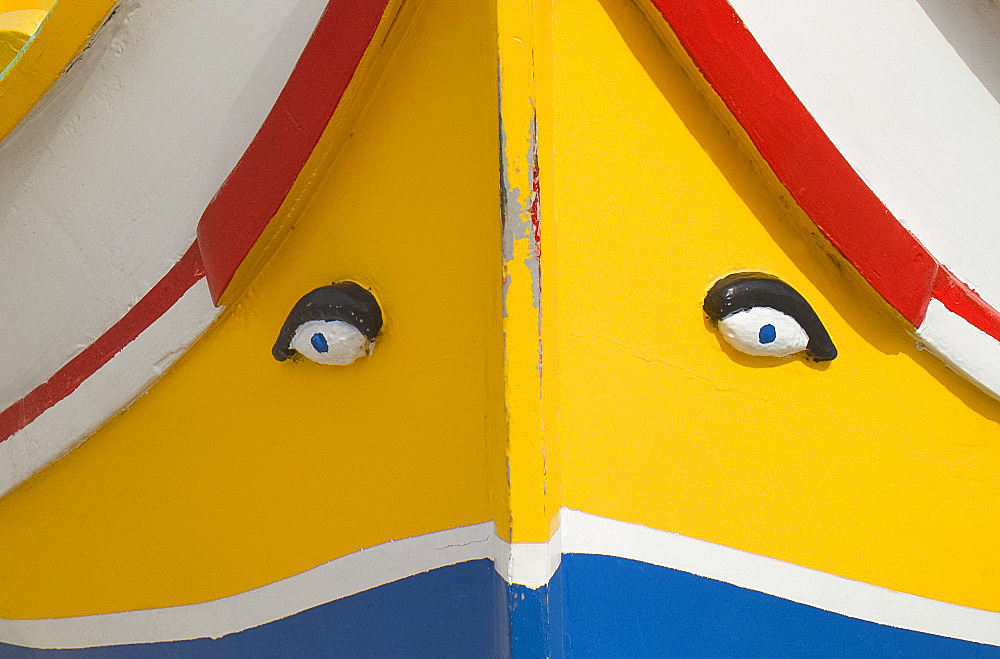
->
[[758, 324, 777, 344], [311, 332, 329, 353]]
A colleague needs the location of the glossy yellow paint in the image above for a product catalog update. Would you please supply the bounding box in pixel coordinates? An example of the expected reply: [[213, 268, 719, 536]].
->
[[217, 0, 406, 308], [0, 0, 113, 144], [0, 0, 503, 619], [3, 0, 999, 623], [540, 0, 1000, 611]]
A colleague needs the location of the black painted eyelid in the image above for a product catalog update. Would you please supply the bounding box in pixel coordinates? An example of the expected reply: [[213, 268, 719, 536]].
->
[[703, 273, 837, 361], [273, 281, 383, 361]]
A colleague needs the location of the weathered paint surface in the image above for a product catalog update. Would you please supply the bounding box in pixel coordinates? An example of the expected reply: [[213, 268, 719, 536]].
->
[[724, 0, 1000, 317], [6, 511, 1000, 652], [0, 0, 408, 496], [0, 0, 114, 143], [497, 0, 546, 552], [0, 247, 216, 499], [196, 0, 397, 303], [0, 524, 503, 649], [0, 0, 335, 496], [0, 0, 504, 620], [545, 0, 1000, 613], [497, 2, 557, 651], [648, 0, 1000, 400], [2, 0, 1000, 655], [1, 561, 506, 657]]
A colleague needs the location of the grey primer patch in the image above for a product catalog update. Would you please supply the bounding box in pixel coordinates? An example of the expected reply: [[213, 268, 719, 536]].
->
[[498, 81, 541, 317]]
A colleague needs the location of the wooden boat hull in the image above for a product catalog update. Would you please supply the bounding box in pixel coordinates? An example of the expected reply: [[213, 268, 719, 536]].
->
[[2, 0, 999, 656]]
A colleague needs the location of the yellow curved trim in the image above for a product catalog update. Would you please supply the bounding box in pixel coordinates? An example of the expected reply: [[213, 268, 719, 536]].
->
[[0, 0, 504, 618], [0, 0, 116, 143]]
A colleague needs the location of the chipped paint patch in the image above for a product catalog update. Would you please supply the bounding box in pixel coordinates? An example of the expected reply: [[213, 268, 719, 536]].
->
[[500, 106, 542, 370], [496, 0, 547, 552], [500, 105, 542, 320]]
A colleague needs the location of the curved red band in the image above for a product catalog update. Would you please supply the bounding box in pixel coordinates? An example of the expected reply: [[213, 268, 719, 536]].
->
[[0, 242, 204, 444], [649, 0, 941, 324], [196, 0, 391, 304], [649, 0, 1000, 343]]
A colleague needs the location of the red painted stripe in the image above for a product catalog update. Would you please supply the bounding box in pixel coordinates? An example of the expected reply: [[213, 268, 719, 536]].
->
[[0, 1, 390, 445], [932, 267, 1000, 343], [648, 0, 940, 326], [0, 242, 205, 444], [197, 0, 391, 304]]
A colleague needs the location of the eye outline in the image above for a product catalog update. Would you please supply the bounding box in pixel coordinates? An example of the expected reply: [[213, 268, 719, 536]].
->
[[273, 281, 383, 363], [703, 272, 837, 361]]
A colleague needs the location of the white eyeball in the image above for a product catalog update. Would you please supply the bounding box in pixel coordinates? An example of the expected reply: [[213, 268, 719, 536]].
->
[[289, 320, 372, 365], [717, 307, 809, 357]]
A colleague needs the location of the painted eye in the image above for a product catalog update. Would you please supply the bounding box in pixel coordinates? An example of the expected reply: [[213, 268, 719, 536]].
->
[[717, 306, 809, 357], [273, 281, 383, 365], [289, 319, 372, 365], [704, 273, 837, 361]]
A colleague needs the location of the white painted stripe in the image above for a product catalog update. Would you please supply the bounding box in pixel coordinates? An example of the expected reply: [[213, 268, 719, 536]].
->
[[0, 522, 496, 650], [504, 536, 561, 589], [0, 280, 219, 499], [557, 509, 1000, 647], [915, 298, 1000, 400], [486, 519, 563, 588], [726, 0, 1000, 318], [0, 0, 328, 412], [4, 510, 999, 649]]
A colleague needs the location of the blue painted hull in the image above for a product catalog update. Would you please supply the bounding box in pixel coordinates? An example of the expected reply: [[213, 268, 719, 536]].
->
[[541, 554, 1000, 658], [0, 560, 507, 658], [5, 555, 998, 657]]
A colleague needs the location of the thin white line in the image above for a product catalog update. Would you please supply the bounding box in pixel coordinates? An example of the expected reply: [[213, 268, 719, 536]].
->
[[558, 509, 1000, 647], [0, 522, 496, 650], [4, 510, 998, 649], [0, 279, 220, 499]]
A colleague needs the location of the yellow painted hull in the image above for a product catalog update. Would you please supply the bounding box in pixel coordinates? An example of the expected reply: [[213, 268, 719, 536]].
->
[[1, 0, 998, 655]]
